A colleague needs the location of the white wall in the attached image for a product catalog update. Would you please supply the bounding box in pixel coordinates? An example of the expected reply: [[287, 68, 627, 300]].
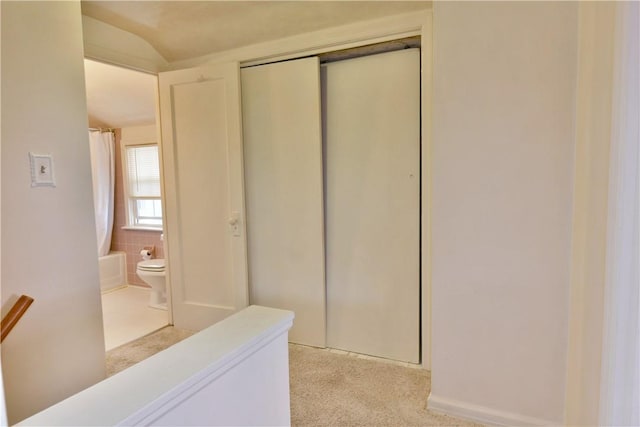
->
[[597, 3, 640, 424], [565, 2, 616, 425], [430, 2, 578, 424], [1, 1, 106, 423], [121, 124, 157, 143]]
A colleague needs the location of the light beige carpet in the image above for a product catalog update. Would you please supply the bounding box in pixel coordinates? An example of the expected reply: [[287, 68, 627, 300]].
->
[[106, 327, 481, 426], [289, 344, 480, 427], [105, 326, 195, 377]]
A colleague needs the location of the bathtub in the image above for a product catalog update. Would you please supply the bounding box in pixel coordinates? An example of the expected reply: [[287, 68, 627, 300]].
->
[[99, 251, 127, 292]]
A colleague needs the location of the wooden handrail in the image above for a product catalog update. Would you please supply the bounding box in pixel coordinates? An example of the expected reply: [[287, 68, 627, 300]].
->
[[1, 295, 34, 343]]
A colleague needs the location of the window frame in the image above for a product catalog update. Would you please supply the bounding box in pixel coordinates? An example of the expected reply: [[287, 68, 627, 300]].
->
[[120, 139, 163, 231]]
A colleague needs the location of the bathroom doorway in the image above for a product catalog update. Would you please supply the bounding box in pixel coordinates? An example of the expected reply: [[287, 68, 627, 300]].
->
[[84, 59, 169, 351]]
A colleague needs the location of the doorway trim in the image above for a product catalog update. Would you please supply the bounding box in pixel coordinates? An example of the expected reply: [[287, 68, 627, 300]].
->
[[83, 58, 173, 327]]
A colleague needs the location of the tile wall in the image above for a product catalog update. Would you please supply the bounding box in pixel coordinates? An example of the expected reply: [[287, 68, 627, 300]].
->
[[110, 128, 164, 287]]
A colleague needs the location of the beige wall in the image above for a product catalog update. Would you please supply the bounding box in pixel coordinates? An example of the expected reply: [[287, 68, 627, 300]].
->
[[0, 1, 106, 423], [565, 3, 616, 425], [111, 127, 164, 287], [10, 2, 610, 424], [430, 2, 578, 423]]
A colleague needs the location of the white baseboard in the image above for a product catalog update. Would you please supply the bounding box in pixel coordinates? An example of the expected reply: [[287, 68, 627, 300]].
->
[[427, 393, 558, 426]]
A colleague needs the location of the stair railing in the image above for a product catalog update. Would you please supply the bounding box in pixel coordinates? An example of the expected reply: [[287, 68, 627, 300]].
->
[[1, 295, 34, 343]]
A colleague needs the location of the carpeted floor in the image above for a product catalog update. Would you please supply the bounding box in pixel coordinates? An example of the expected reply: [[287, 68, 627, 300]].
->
[[105, 326, 195, 377], [106, 327, 481, 426], [289, 344, 480, 427]]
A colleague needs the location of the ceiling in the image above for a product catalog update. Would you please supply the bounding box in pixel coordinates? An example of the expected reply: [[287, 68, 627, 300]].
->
[[82, 1, 430, 129], [81, 1, 430, 62], [84, 59, 157, 129]]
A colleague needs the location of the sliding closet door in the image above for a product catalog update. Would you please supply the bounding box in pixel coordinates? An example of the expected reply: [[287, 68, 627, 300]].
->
[[324, 49, 420, 363], [241, 57, 326, 347]]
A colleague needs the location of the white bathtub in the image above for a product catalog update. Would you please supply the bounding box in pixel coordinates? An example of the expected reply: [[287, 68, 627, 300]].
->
[[99, 251, 127, 292]]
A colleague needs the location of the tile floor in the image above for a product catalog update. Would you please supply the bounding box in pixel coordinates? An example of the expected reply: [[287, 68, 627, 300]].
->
[[101, 286, 168, 351]]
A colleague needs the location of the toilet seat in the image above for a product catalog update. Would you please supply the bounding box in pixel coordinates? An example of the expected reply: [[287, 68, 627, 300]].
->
[[137, 259, 165, 272]]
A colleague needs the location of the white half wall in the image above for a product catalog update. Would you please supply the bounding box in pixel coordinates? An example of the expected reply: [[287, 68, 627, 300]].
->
[[430, 2, 578, 424], [18, 306, 293, 427], [1, 1, 107, 423]]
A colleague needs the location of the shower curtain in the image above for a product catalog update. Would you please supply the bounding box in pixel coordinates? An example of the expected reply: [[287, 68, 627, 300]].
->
[[89, 130, 115, 257]]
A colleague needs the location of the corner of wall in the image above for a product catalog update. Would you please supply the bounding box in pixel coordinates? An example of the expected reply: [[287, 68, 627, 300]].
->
[[82, 15, 168, 73], [564, 2, 616, 425]]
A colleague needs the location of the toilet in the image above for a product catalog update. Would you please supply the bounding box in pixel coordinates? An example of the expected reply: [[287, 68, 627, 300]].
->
[[136, 259, 167, 310]]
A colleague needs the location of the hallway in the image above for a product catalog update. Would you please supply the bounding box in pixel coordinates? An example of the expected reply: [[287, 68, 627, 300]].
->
[[106, 327, 480, 426]]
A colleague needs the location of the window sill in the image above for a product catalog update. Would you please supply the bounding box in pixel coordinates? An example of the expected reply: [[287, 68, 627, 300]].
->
[[121, 226, 163, 232]]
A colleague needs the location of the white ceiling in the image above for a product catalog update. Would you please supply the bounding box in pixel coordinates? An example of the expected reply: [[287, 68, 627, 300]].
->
[[84, 59, 157, 129], [81, 1, 430, 62], [82, 1, 430, 129]]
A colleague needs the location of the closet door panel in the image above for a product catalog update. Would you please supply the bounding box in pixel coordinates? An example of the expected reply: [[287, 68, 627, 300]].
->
[[241, 57, 326, 347], [324, 49, 420, 363]]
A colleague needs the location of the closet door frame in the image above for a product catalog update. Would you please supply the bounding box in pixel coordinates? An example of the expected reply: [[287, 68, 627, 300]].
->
[[225, 11, 433, 369]]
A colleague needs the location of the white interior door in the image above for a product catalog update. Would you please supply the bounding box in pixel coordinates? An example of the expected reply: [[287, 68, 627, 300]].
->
[[324, 49, 421, 363], [241, 57, 326, 347], [159, 62, 248, 331]]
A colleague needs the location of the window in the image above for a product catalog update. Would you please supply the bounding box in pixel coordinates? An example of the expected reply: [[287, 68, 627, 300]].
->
[[123, 144, 162, 229]]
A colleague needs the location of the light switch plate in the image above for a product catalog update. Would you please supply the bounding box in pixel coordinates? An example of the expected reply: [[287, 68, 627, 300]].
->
[[29, 153, 56, 187]]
